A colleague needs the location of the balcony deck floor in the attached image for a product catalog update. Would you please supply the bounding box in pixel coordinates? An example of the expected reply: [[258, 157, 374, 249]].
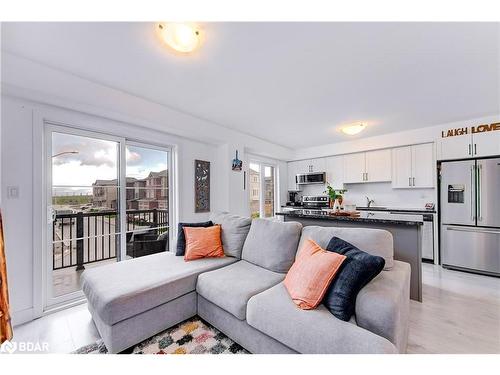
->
[[52, 259, 117, 297]]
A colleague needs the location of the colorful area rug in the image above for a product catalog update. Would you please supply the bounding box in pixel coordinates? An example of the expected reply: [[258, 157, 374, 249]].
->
[[73, 316, 249, 354]]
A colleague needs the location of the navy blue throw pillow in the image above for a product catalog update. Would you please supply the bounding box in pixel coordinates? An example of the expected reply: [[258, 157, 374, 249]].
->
[[176, 221, 214, 256], [323, 236, 385, 321]]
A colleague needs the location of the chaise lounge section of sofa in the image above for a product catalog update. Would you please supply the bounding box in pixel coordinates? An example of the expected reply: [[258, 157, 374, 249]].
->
[[81, 213, 410, 354]]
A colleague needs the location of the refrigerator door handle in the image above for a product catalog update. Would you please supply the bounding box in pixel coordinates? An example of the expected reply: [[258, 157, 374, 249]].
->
[[470, 165, 475, 221], [477, 164, 482, 221], [446, 226, 500, 235]]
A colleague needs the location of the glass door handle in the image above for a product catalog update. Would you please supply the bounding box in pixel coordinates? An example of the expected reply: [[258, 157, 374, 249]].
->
[[47, 206, 57, 224]]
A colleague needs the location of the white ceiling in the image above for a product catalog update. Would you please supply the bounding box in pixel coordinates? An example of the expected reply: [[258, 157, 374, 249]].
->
[[2, 22, 499, 148]]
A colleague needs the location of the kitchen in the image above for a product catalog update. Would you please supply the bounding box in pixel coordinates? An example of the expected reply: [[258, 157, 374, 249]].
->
[[279, 117, 500, 302]]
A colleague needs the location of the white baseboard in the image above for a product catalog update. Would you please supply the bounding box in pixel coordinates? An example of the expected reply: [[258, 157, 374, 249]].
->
[[11, 307, 35, 327]]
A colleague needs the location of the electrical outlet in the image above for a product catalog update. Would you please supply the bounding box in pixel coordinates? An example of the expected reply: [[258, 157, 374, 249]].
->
[[7, 186, 19, 199]]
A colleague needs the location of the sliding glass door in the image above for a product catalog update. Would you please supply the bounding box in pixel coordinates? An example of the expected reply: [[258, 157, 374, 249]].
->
[[125, 143, 170, 259], [249, 161, 276, 219], [45, 125, 171, 309]]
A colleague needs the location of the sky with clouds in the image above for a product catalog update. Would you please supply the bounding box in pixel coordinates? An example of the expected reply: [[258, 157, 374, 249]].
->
[[52, 132, 167, 195]]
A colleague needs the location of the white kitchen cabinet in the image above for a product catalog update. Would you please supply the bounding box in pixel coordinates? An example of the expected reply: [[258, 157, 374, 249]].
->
[[287, 161, 300, 190], [344, 150, 391, 183], [325, 155, 344, 189], [295, 158, 327, 174], [295, 159, 310, 174], [473, 130, 500, 158], [438, 129, 500, 160], [392, 143, 434, 188], [343, 152, 366, 183], [412, 143, 435, 188], [309, 158, 326, 173], [392, 146, 413, 188], [365, 149, 392, 182], [438, 134, 472, 160]]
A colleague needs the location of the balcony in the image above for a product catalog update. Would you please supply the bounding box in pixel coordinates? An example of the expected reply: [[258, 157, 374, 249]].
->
[[52, 208, 168, 297]]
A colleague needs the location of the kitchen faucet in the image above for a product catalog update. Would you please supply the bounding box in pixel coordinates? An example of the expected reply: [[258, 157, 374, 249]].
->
[[366, 196, 375, 208]]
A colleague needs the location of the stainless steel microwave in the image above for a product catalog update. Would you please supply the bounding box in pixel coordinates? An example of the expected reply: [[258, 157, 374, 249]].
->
[[296, 172, 326, 185]]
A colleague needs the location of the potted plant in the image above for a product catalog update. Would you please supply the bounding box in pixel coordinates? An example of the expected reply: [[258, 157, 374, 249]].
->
[[324, 183, 347, 210]]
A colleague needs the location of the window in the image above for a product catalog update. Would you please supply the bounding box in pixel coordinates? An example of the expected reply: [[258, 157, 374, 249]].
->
[[248, 161, 277, 219], [47, 125, 172, 308]]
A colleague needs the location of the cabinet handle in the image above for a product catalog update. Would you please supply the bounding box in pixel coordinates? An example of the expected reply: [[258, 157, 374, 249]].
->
[[365, 172, 368, 181], [468, 144, 471, 155], [474, 144, 477, 155], [413, 177, 415, 186], [409, 177, 411, 186]]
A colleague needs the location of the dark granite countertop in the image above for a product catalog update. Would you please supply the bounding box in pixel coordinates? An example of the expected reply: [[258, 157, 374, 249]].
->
[[276, 210, 424, 226], [356, 206, 436, 214]]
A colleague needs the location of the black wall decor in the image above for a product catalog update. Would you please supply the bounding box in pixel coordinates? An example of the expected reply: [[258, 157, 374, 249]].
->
[[194, 160, 210, 213]]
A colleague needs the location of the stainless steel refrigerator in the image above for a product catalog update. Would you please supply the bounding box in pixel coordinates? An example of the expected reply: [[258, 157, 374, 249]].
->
[[440, 158, 500, 276]]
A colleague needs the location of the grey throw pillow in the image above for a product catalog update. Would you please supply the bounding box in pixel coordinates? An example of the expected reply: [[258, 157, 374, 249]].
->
[[210, 212, 251, 258]]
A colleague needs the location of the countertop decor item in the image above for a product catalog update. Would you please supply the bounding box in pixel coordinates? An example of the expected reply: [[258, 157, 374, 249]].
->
[[194, 160, 210, 213], [324, 183, 347, 208], [0, 210, 13, 344]]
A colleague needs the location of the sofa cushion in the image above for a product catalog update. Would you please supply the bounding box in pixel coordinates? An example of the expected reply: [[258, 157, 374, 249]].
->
[[81, 252, 237, 325], [184, 225, 225, 261], [241, 219, 302, 273], [355, 260, 411, 353], [246, 282, 397, 354], [322, 236, 385, 321], [297, 226, 394, 270], [196, 260, 284, 320], [284, 239, 346, 310], [210, 212, 251, 258], [176, 221, 213, 256]]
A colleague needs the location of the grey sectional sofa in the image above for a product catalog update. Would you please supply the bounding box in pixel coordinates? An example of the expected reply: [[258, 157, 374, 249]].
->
[[81, 213, 410, 354]]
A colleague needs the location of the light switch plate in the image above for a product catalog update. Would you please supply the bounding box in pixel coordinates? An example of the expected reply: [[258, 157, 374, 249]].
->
[[7, 186, 19, 199]]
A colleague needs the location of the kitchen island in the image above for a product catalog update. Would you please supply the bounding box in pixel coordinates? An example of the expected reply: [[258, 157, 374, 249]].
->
[[277, 210, 423, 301]]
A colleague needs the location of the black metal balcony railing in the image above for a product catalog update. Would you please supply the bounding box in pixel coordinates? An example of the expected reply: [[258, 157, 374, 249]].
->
[[52, 209, 168, 271]]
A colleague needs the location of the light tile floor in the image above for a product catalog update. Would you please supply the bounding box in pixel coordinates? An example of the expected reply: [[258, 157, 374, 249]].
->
[[9, 263, 500, 354]]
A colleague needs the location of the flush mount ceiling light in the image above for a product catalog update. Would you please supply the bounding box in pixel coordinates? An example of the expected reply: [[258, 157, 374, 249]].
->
[[341, 123, 367, 135], [157, 22, 202, 54]]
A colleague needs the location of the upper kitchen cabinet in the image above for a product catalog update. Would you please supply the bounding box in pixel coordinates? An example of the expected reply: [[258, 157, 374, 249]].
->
[[365, 149, 392, 182], [293, 158, 327, 174], [309, 158, 326, 173], [393, 143, 435, 188], [343, 152, 366, 183], [325, 155, 344, 189], [287, 161, 300, 190], [392, 146, 412, 188], [438, 134, 473, 160], [473, 130, 500, 157], [412, 143, 435, 187], [438, 127, 500, 160], [343, 149, 391, 183]]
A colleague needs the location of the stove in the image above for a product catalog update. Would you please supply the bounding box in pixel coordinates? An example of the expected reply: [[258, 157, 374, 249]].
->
[[301, 195, 330, 209], [292, 209, 329, 216]]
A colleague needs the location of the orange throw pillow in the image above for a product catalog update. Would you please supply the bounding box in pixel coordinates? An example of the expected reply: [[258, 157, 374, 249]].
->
[[183, 225, 225, 261], [284, 239, 346, 310]]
